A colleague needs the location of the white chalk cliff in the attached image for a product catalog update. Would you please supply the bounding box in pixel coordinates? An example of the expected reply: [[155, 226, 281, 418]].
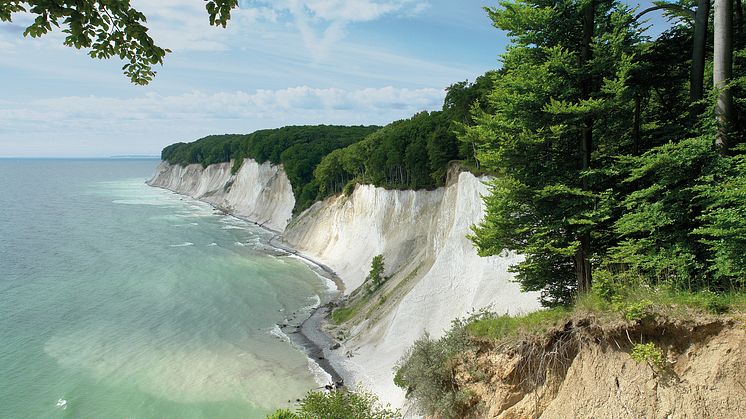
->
[[148, 159, 295, 232], [149, 158, 540, 408]]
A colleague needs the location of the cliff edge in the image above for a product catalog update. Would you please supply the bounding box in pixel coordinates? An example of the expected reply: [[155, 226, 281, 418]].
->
[[451, 314, 746, 418], [148, 160, 295, 232], [148, 158, 541, 409]]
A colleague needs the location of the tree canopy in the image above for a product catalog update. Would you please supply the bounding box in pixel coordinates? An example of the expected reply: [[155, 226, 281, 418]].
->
[[467, 0, 746, 306], [313, 73, 496, 196], [0, 0, 238, 84]]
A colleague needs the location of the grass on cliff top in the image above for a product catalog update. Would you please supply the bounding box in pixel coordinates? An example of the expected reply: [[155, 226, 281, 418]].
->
[[467, 285, 746, 342], [467, 307, 571, 340]]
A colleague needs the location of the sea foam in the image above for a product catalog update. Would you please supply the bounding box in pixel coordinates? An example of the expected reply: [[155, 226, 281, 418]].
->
[[168, 242, 194, 247]]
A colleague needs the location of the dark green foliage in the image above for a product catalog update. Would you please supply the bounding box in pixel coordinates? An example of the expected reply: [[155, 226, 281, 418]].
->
[[468, 0, 642, 305], [314, 78, 494, 194], [610, 136, 718, 284], [266, 390, 401, 419], [0, 0, 238, 84], [467, 0, 746, 305], [160, 126, 379, 213], [694, 148, 746, 286], [366, 255, 386, 295], [316, 112, 456, 192]]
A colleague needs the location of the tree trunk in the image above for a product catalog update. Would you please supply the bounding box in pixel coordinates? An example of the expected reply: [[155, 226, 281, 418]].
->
[[575, 235, 592, 294], [633, 94, 642, 155], [472, 141, 480, 169], [576, 1, 594, 295], [736, 0, 743, 41], [636, 1, 708, 118], [691, 0, 710, 105], [714, 0, 734, 150]]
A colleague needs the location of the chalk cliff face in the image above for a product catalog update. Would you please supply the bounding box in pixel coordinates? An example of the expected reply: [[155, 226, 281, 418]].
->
[[283, 171, 541, 406], [149, 159, 540, 407], [148, 160, 295, 232]]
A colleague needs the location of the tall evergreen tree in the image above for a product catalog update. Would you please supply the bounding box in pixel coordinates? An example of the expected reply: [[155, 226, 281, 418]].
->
[[467, 0, 642, 305]]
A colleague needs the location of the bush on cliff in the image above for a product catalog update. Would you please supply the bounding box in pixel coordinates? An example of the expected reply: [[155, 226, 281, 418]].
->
[[394, 316, 478, 418], [266, 390, 400, 419]]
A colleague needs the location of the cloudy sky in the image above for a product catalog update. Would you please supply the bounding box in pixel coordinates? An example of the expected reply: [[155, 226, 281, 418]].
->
[[0, 0, 667, 157]]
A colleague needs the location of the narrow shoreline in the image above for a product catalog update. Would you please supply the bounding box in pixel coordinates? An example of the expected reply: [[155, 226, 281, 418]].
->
[[146, 180, 350, 389]]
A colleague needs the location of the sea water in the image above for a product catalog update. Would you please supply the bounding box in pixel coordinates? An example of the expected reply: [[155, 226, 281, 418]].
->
[[0, 159, 334, 418]]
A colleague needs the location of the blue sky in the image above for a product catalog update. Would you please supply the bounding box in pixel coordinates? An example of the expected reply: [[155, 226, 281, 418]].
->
[[0, 0, 670, 157]]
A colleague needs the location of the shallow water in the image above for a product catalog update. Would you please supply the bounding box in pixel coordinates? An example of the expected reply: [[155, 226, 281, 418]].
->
[[0, 159, 332, 418]]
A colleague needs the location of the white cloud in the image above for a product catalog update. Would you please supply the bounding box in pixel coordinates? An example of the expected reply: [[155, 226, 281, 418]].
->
[[0, 38, 15, 52], [249, 0, 426, 22], [131, 0, 279, 52], [0, 86, 444, 131], [0, 86, 444, 156], [129, 0, 430, 58], [247, 0, 430, 60]]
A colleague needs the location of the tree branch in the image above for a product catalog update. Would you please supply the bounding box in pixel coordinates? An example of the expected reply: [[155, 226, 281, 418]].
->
[[635, 4, 696, 21]]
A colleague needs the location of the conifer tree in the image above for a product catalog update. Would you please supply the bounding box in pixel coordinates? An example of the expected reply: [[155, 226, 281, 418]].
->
[[467, 0, 642, 305]]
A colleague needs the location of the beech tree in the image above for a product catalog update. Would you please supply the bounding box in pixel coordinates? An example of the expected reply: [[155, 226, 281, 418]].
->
[[467, 0, 642, 305], [636, 0, 709, 106], [714, 0, 735, 148], [0, 0, 239, 84]]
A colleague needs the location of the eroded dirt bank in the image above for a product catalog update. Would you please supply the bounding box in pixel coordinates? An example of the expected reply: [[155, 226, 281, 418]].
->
[[450, 315, 746, 418]]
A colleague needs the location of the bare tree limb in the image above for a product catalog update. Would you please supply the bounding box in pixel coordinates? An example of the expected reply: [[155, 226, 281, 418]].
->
[[635, 4, 696, 21]]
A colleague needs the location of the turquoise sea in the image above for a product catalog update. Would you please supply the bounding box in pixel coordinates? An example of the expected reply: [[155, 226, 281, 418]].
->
[[0, 159, 334, 418]]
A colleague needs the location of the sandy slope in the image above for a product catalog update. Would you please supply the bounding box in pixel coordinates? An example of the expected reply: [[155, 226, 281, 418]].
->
[[453, 315, 746, 418]]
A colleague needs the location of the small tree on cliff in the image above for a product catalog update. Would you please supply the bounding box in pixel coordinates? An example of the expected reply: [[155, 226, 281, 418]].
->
[[366, 255, 386, 295]]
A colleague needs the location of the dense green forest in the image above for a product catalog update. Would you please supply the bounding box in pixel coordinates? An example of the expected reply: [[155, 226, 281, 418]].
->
[[161, 125, 378, 212], [464, 0, 746, 306]]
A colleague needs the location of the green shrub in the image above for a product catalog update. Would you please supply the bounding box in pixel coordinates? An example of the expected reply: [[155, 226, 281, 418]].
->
[[230, 156, 244, 175], [331, 305, 358, 325], [266, 409, 298, 419], [630, 342, 665, 371], [366, 255, 386, 295], [342, 180, 358, 196], [621, 300, 653, 321], [395, 317, 476, 418], [701, 291, 730, 314], [393, 368, 407, 389], [266, 390, 400, 419], [592, 270, 623, 302]]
